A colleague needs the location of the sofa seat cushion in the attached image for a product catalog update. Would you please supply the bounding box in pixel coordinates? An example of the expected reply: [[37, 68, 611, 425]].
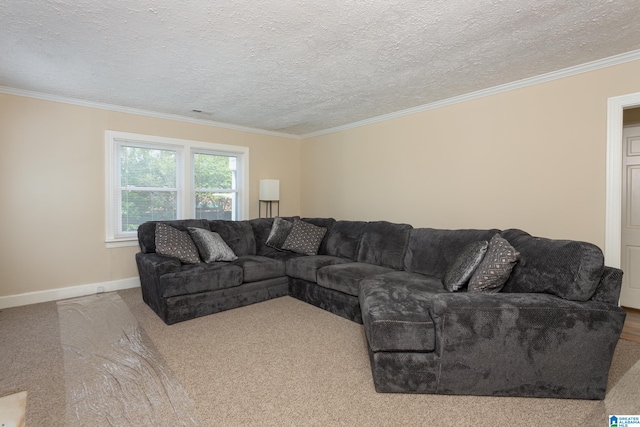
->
[[359, 272, 446, 352], [316, 262, 395, 296], [233, 255, 286, 283], [286, 255, 352, 283], [159, 263, 243, 297]]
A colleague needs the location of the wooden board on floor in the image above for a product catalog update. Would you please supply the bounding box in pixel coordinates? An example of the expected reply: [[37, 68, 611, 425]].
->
[[0, 391, 27, 427], [621, 307, 640, 344]]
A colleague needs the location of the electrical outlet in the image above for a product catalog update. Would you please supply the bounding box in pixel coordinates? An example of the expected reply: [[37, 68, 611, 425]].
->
[[97, 286, 105, 293]]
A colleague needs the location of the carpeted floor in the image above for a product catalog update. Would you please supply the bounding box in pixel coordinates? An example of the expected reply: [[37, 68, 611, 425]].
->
[[1, 288, 639, 426]]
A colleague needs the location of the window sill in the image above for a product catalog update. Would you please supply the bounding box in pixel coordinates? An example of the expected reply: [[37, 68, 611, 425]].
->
[[105, 238, 139, 249]]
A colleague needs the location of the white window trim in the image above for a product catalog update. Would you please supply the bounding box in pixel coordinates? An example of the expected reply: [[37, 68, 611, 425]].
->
[[105, 131, 249, 248]]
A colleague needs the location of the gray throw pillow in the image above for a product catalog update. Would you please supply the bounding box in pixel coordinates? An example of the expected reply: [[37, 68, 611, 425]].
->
[[265, 217, 294, 251], [155, 223, 201, 264], [281, 219, 327, 256], [443, 241, 489, 292], [469, 234, 520, 293], [188, 227, 238, 262]]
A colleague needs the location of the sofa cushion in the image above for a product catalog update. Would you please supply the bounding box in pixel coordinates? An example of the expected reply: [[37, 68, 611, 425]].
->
[[500, 229, 605, 302], [317, 262, 395, 296], [155, 223, 201, 264], [265, 217, 295, 250], [188, 227, 238, 262], [468, 234, 520, 293], [404, 228, 501, 278], [360, 272, 446, 352], [232, 255, 286, 283], [138, 219, 210, 253], [209, 220, 256, 256], [443, 241, 489, 292], [357, 221, 412, 269], [286, 255, 351, 283], [325, 220, 367, 260], [282, 219, 328, 256], [159, 263, 243, 297]]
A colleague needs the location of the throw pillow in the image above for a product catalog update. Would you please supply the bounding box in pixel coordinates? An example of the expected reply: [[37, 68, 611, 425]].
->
[[443, 241, 489, 292], [155, 223, 201, 264], [468, 234, 520, 293], [265, 217, 294, 251], [188, 227, 238, 262], [281, 219, 327, 256]]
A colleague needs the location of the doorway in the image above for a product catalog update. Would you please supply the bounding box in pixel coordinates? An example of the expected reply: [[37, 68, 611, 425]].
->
[[621, 119, 640, 308], [606, 92, 640, 309]]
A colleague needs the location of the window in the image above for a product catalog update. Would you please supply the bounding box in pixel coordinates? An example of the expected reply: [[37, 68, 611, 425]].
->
[[105, 131, 249, 247]]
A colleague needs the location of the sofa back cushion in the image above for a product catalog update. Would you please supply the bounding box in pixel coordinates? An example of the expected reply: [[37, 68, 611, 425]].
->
[[403, 228, 500, 278], [325, 220, 367, 260], [137, 219, 210, 253], [208, 220, 256, 256], [250, 217, 275, 255], [357, 221, 412, 269], [500, 229, 605, 302]]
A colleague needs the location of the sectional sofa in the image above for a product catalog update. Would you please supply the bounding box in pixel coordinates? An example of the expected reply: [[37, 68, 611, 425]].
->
[[135, 217, 626, 400]]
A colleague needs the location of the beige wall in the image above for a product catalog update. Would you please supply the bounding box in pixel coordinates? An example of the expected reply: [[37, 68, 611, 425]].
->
[[0, 94, 300, 297], [4, 58, 640, 299], [301, 59, 640, 248]]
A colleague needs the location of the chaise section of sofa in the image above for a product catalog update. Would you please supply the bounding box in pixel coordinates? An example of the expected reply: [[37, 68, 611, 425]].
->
[[359, 228, 626, 399]]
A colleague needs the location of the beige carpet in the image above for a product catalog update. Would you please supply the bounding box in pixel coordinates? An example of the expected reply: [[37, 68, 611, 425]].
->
[[1, 288, 640, 426]]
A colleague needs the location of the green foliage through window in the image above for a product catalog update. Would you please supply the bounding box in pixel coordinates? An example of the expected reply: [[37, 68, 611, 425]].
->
[[119, 148, 238, 231]]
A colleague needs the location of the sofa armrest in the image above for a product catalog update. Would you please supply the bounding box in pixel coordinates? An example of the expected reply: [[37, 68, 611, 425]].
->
[[591, 266, 624, 305], [426, 291, 626, 399], [135, 252, 182, 320]]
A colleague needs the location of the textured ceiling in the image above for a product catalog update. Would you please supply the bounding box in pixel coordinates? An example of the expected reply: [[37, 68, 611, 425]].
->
[[1, 1, 640, 136]]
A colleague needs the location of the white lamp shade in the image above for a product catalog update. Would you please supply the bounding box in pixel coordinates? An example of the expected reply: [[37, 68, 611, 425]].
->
[[259, 179, 280, 201]]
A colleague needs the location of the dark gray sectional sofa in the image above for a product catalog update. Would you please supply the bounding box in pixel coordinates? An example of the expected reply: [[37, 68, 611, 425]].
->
[[135, 217, 626, 400]]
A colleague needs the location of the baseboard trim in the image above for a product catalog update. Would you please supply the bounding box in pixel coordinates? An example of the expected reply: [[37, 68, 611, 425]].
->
[[0, 277, 141, 309]]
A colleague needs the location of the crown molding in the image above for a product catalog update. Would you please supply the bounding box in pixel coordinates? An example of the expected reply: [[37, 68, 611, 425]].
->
[[3, 49, 640, 140], [301, 49, 640, 139], [0, 86, 301, 140]]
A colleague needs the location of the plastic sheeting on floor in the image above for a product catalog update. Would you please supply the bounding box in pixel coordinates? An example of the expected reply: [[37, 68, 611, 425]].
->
[[57, 293, 201, 426]]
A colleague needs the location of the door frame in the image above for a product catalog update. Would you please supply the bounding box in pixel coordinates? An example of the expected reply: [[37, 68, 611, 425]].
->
[[605, 91, 640, 268]]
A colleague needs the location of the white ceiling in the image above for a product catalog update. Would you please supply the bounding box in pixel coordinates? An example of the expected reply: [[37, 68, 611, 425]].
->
[[2, 1, 640, 136]]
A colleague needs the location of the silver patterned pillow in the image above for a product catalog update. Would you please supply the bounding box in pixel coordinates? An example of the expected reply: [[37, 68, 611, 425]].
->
[[281, 219, 327, 256], [443, 241, 489, 292], [265, 217, 294, 251], [188, 227, 237, 262], [469, 234, 520, 293], [155, 223, 201, 264]]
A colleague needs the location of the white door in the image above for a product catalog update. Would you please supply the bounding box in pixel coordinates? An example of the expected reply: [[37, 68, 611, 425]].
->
[[621, 125, 640, 309]]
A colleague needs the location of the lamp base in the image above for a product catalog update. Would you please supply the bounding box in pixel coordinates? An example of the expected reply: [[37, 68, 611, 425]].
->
[[259, 200, 280, 218]]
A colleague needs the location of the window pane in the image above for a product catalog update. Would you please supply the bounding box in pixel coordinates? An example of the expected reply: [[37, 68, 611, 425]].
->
[[195, 192, 235, 220], [194, 153, 235, 190], [121, 190, 177, 231], [121, 146, 176, 188]]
